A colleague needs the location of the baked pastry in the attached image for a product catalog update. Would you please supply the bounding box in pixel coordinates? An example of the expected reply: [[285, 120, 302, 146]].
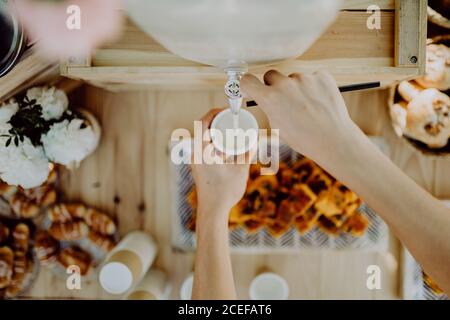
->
[[49, 221, 89, 241], [342, 213, 369, 237], [34, 231, 60, 265], [0, 181, 17, 200], [83, 208, 116, 235], [88, 231, 116, 252], [11, 224, 30, 253], [47, 203, 86, 223], [317, 215, 341, 235], [5, 251, 29, 298], [294, 206, 321, 234], [394, 81, 450, 148], [58, 246, 91, 276], [423, 272, 444, 295], [0, 223, 9, 244], [0, 246, 14, 289], [186, 157, 366, 238], [415, 44, 450, 91], [9, 193, 41, 219]]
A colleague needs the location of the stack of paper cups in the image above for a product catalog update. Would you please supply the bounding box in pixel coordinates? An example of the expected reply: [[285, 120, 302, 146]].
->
[[125, 268, 171, 300], [99, 231, 157, 295]]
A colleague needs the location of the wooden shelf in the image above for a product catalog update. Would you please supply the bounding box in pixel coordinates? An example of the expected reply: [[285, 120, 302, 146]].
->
[[61, 0, 427, 91]]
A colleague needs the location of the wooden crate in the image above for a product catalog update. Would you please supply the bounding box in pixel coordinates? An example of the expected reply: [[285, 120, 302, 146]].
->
[[61, 0, 427, 91]]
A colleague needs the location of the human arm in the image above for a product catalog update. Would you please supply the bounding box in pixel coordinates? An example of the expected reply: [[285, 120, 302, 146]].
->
[[191, 109, 251, 300], [241, 70, 450, 294]]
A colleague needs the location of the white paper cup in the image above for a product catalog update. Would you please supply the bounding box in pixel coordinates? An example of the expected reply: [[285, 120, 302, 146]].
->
[[249, 272, 289, 300], [210, 109, 258, 156], [179, 273, 194, 300]]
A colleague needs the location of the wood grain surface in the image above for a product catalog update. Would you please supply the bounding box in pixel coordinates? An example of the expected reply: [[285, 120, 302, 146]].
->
[[25, 86, 449, 300]]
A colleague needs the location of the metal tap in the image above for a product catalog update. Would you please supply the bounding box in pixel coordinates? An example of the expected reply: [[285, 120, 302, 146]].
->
[[224, 67, 247, 115]]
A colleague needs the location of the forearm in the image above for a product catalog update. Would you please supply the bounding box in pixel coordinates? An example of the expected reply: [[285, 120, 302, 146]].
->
[[192, 203, 236, 300], [317, 123, 450, 294]]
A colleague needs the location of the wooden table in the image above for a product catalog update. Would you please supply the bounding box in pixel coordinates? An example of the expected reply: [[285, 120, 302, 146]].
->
[[25, 86, 450, 300]]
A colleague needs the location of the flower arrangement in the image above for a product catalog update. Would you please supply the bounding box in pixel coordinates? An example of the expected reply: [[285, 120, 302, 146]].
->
[[0, 87, 100, 189]]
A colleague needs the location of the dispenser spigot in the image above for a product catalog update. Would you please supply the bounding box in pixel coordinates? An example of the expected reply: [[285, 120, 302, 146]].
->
[[224, 68, 246, 115]]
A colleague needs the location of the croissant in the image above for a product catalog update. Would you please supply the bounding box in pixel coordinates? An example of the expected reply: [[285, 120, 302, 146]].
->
[[83, 208, 116, 235], [21, 184, 57, 207], [11, 224, 30, 253], [34, 231, 60, 265], [9, 193, 40, 219], [58, 246, 91, 276], [47, 203, 86, 223], [5, 251, 28, 298], [88, 231, 116, 252], [49, 221, 89, 241], [0, 246, 14, 289]]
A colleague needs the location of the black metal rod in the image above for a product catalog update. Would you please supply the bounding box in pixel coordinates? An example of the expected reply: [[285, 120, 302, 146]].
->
[[246, 81, 381, 107]]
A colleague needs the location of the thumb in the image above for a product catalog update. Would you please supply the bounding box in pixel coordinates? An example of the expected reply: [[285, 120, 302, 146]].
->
[[241, 74, 266, 101]]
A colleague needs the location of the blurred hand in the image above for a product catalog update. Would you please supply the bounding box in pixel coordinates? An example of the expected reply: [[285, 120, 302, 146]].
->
[[241, 70, 358, 160], [191, 109, 251, 221], [15, 0, 122, 59]]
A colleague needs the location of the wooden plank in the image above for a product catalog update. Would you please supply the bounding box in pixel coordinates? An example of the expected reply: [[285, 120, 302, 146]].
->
[[97, 11, 395, 67], [394, 0, 428, 71], [343, 0, 395, 10]]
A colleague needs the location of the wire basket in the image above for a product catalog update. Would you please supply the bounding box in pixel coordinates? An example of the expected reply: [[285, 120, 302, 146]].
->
[[170, 141, 389, 253]]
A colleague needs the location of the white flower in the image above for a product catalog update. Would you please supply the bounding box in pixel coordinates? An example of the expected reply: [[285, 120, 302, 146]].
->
[[0, 137, 50, 189], [0, 100, 19, 125], [42, 118, 99, 166], [26, 87, 68, 121]]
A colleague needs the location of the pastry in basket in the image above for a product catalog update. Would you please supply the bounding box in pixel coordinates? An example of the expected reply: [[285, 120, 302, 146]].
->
[[423, 272, 444, 295], [58, 246, 92, 276], [342, 213, 369, 237], [294, 206, 321, 234], [0, 246, 14, 289], [11, 224, 30, 253], [317, 215, 341, 236], [5, 251, 29, 298], [314, 183, 360, 225], [415, 44, 450, 91], [292, 158, 320, 183], [392, 81, 450, 148], [49, 220, 89, 241], [289, 184, 317, 216], [306, 170, 334, 197], [247, 175, 278, 199], [34, 231, 60, 265]]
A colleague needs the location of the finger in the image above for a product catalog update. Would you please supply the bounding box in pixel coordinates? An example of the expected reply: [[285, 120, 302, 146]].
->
[[240, 74, 266, 99], [263, 70, 285, 86], [201, 108, 223, 133]]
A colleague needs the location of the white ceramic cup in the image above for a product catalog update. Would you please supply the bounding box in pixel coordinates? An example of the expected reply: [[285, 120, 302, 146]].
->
[[249, 272, 290, 300], [210, 109, 258, 156], [179, 273, 194, 300]]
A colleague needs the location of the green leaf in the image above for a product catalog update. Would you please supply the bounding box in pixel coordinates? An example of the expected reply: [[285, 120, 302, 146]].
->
[[6, 138, 11, 147]]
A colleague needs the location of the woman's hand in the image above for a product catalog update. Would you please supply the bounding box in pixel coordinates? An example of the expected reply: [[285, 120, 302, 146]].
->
[[191, 109, 251, 223], [241, 70, 360, 160]]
